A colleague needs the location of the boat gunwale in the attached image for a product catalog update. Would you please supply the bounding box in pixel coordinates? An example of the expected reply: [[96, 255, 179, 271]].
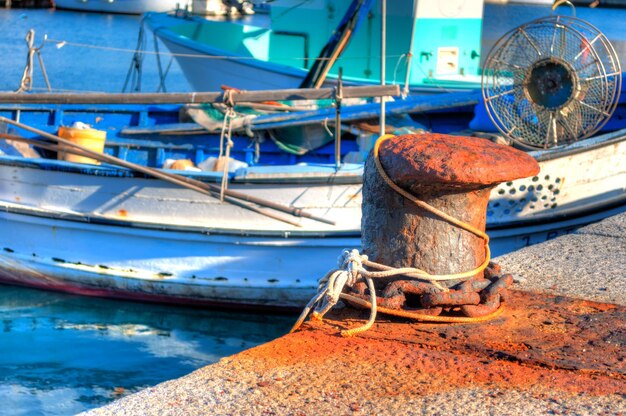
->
[[0, 200, 362, 239], [530, 127, 626, 162], [2, 124, 625, 182], [0, 155, 365, 184], [2, 188, 625, 239]]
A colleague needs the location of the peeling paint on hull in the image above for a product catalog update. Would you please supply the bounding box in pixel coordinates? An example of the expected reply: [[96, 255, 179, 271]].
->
[[1, 126, 625, 307], [2, 201, 626, 309]]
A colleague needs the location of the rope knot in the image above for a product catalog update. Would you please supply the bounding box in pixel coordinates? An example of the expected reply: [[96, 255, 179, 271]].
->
[[223, 88, 236, 108], [338, 248, 365, 284], [325, 270, 350, 306]]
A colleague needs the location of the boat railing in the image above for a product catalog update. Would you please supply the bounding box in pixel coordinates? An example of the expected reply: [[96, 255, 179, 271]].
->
[[0, 85, 399, 105]]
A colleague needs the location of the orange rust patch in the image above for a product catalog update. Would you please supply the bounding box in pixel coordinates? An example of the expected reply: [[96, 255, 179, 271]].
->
[[483, 341, 530, 353], [570, 300, 618, 313], [236, 290, 624, 399]]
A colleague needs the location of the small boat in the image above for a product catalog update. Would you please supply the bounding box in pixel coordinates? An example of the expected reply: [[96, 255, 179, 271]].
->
[[0, 10, 623, 309], [54, 0, 184, 14], [0, 85, 625, 309], [143, 0, 484, 92]]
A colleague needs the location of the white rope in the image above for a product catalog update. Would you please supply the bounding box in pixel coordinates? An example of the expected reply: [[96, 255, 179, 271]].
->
[[17, 30, 52, 93], [44, 38, 407, 64], [218, 90, 236, 201], [322, 117, 333, 138], [290, 248, 474, 337]]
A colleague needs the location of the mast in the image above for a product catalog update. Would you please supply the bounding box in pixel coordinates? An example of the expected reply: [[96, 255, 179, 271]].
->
[[380, 0, 386, 135], [299, 0, 375, 89], [403, 0, 419, 98]]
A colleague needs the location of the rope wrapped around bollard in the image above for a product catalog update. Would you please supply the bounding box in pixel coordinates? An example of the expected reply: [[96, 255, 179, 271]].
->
[[291, 136, 491, 336], [290, 249, 507, 337], [291, 134, 539, 336]]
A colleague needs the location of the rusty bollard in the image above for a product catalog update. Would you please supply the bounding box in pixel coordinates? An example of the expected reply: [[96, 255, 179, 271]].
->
[[359, 133, 540, 316]]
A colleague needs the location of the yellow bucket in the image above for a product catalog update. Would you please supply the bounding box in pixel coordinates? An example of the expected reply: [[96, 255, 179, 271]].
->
[[57, 126, 106, 165]]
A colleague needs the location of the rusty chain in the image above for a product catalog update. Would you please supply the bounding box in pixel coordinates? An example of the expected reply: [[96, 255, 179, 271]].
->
[[344, 262, 512, 319]]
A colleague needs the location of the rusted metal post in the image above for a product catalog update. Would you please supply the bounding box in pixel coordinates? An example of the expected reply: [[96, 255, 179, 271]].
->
[[361, 133, 539, 312]]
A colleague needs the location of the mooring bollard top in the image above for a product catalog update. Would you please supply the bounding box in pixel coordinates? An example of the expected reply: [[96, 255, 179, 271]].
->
[[377, 133, 540, 191]]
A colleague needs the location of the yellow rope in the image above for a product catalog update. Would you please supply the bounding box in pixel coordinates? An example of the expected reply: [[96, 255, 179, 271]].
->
[[339, 276, 378, 337], [337, 135, 498, 336]]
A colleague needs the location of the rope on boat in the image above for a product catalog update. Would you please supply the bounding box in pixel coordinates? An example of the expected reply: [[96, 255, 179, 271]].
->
[[152, 29, 174, 93], [17, 30, 52, 93], [33, 30, 446, 95], [40, 35, 458, 95], [218, 89, 237, 200], [122, 17, 174, 93], [122, 21, 147, 93], [290, 135, 494, 337], [45, 37, 410, 63]]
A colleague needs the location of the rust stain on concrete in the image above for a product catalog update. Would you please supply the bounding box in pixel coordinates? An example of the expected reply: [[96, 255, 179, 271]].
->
[[238, 290, 624, 398]]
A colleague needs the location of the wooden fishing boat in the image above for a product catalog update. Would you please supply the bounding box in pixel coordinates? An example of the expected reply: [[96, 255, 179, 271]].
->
[[0, 86, 625, 309]]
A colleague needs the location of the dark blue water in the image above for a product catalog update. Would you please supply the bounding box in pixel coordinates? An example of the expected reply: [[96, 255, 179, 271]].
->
[[481, 3, 626, 62], [0, 8, 191, 92], [0, 284, 293, 415]]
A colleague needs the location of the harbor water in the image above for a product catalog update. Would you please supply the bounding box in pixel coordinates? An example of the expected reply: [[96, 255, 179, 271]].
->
[[1, 3, 626, 415], [0, 285, 293, 415], [0, 8, 191, 93]]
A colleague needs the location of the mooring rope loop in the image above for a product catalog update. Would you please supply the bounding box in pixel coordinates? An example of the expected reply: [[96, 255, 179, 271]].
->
[[290, 246, 498, 337], [17, 29, 52, 93], [218, 92, 237, 201], [338, 248, 364, 281], [290, 135, 499, 337], [44, 37, 409, 63]]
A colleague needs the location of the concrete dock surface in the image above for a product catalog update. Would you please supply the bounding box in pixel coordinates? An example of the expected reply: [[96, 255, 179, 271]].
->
[[86, 212, 626, 416]]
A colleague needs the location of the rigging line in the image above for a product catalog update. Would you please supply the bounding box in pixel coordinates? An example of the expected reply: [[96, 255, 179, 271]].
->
[[36, 50, 52, 92], [43, 38, 406, 63], [153, 32, 168, 93], [402, 0, 419, 98], [122, 20, 146, 93]]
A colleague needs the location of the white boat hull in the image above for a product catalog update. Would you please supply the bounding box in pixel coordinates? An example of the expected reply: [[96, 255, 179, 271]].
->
[[2, 198, 622, 309], [0, 130, 625, 308], [0, 209, 346, 308], [158, 37, 321, 92], [158, 36, 476, 94], [55, 0, 183, 14]]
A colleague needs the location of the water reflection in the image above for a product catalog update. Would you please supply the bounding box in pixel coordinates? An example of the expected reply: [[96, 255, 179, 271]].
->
[[0, 284, 294, 415]]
